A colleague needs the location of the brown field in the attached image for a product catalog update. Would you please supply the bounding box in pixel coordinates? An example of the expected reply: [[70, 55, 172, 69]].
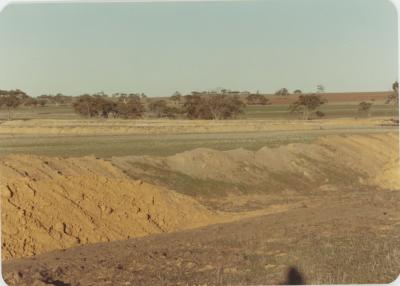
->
[[265, 91, 392, 104], [1, 114, 399, 285]]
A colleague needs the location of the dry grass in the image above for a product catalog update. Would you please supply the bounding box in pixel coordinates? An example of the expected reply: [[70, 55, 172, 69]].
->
[[0, 117, 395, 136]]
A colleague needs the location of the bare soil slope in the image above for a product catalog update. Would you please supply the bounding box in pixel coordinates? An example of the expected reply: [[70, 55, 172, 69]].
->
[[0, 155, 215, 260]]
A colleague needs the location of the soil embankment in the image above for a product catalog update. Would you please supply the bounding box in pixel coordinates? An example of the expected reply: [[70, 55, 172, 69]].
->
[[1, 132, 398, 262], [0, 156, 215, 260]]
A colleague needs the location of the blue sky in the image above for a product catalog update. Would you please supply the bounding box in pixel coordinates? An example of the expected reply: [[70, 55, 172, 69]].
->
[[0, 0, 398, 97]]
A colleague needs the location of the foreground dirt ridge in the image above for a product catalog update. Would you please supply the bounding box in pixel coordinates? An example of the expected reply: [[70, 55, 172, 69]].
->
[[0, 156, 217, 260], [1, 132, 399, 260]]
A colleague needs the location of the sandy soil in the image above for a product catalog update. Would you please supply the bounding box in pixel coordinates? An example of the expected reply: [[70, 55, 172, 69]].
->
[[0, 155, 216, 260]]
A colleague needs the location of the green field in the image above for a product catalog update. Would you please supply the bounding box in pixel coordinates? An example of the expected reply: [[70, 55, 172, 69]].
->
[[0, 127, 396, 158]]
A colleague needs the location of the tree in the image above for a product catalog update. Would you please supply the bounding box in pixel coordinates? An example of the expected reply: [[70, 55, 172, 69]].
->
[[386, 81, 399, 105], [73, 95, 96, 117], [275, 88, 290, 96], [183, 94, 209, 119], [246, 93, 270, 105], [385, 81, 399, 121], [23, 97, 39, 108], [148, 100, 179, 118], [0, 94, 21, 120], [293, 89, 302, 94], [289, 94, 326, 120], [73, 94, 115, 118], [115, 96, 144, 119], [183, 94, 245, 120], [358, 101, 373, 117], [208, 95, 244, 120], [0, 89, 27, 120]]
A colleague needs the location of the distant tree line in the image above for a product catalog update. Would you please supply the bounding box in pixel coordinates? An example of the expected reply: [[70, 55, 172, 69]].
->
[[72, 93, 145, 119], [1, 81, 398, 121], [183, 93, 244, 119], [71, 91, 246, 120]]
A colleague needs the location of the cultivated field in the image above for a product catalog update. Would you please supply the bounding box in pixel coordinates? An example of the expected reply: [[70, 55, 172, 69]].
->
[[1, 101, 399, 285]]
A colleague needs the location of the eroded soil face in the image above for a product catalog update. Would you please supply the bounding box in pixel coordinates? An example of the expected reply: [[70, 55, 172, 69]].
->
[[1, 132, 399, 285]]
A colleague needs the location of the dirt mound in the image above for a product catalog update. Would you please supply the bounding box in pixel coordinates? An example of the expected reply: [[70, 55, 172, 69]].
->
[[113, 133, 399, 194], [0, 155, 215, 260]]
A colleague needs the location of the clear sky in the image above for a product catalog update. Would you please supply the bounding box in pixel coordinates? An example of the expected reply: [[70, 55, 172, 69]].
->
[[0, 0, 398, 97]]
